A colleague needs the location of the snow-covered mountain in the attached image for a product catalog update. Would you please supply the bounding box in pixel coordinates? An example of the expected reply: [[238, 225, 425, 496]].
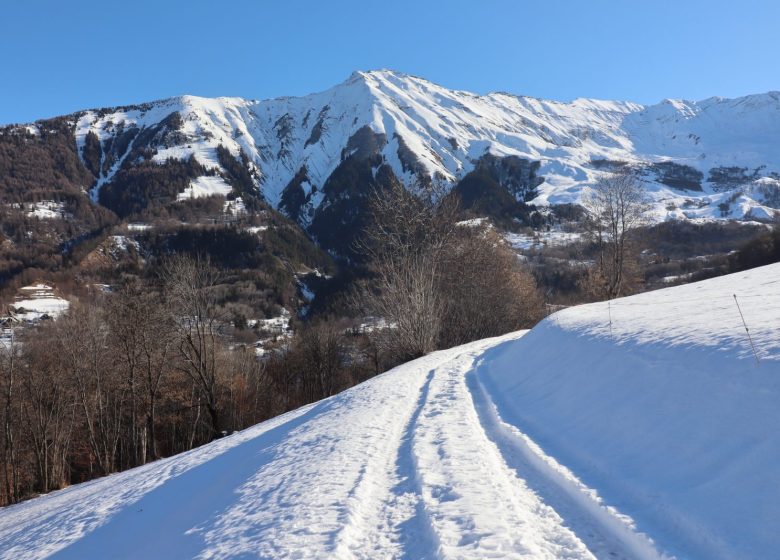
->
[[1, 263, 778, 559], [63, 70, 780, 226]]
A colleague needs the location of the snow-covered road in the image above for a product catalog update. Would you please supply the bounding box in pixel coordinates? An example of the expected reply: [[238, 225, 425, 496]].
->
[[1, 263, 778, 559], [0, 336, 665, 560], [331, 337, 659, 560]]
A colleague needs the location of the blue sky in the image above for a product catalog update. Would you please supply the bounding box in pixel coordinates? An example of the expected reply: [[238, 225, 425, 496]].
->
[[2, 0, 778, 124]]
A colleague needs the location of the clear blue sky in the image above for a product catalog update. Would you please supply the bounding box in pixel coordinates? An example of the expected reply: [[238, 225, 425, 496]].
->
[[2, 0, 779, 124]]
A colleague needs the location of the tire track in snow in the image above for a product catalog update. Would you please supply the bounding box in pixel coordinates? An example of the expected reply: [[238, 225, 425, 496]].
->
[[467, 363, 669, 560], [380, 367, 442, 559], [330, 348, 465, 559], [330, 368, 441, 559], [408, 344, 597, 559], [0, 335, 682, 559]]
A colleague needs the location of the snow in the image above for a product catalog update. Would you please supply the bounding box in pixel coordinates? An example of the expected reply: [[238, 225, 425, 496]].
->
[[71, 72, 780, 223], [506, 229, 583, 250], [253, 309, 293, 355], [0, 338, 622, 560], [479, 264, 780, 559], [223, 197, 246, 216], [353, 316, 396, 334], [107, 235, 140, 258], [126, 223, 151, 232], [297, 278, 315, 302], [0, 265, 778, 558], [176, 176, 233, 201], [256, 308, 291, 335], [7, 201, 68, 220], [8, 284, 70, 323], [455, 217, 489, 228], [24, 201, 67, 220], [660, 274, 689, 284]]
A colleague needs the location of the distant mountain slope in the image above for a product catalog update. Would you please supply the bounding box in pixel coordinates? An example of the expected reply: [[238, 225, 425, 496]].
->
[[61, 70, 780, 225], [1, 263, 777, 559], [2, 70, 778, 265]]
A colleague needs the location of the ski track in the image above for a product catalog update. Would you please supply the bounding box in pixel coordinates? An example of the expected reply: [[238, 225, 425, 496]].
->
[[0, 335, 669, 560]]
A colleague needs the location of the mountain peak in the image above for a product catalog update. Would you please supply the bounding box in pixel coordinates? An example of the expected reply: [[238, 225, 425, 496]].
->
[[54, 70, 780, 226], [349, 68, 415, 80], [343, 69, 430, 92]]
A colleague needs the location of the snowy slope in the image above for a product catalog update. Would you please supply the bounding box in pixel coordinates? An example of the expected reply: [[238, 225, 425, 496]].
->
[[71, 71, 780, 221], [0, 264, 778, 559], [479, 264, 780, 559]]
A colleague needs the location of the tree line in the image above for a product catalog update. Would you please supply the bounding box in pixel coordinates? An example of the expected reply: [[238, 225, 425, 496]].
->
[[0, 183, 546, 506], [0, 258, 384, 505]]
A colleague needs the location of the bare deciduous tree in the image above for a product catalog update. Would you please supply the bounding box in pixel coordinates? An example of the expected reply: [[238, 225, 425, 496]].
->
[[56, 305, 124, 476], [355, 181, 459, 361], [297, 323, 344, 402], [438, 225, 544, 347], [107, 282, 174, 462], [21, 333, 73, 494], [582, 169, 650, 299], [356, 180, 545, 358], [0, 332, 20, 503], [163, 256, 226, 440]]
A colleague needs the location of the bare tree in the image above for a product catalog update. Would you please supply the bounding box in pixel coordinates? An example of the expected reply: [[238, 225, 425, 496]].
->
[[355, 181, 459, 360], [0, 331, 20, 503], [582, 168, 650, 299], [264, 321, 348, 411], [163, 256, 226, 440], [297, 323, 345, 402], [356, 179, 547, 356], [21, 331, 74, 494], [220, 345, 269, 429], [438, 225, 544, 347], [56, 305, 124, 476], [107, 282, 174, 462]]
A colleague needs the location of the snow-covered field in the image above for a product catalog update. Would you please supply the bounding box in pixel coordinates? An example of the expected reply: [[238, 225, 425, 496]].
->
[[0, 265, 778, 559], [506, 229, 584, 250], [6, 201, 69, 220], [8, 284, 69, 322], [176, 176, 233, 201], [24, 201, 68, 220]]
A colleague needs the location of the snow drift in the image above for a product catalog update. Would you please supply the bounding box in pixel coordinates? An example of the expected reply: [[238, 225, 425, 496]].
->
[[0, 264, 778, 559], [479, 263, 780, 559]]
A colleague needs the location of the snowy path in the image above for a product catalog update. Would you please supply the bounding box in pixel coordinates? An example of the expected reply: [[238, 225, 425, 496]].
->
[[396, 338, 662, 560], [0, 336, 665, 560]]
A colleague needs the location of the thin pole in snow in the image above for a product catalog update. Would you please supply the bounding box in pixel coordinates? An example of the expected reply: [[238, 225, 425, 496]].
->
[[608, 299, 613, 338], [734, 294, 760, 365]]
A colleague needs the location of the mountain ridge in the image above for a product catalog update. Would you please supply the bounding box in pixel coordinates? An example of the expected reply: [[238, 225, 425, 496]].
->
[[45, 69, 780, 121], [6, 69, 780, 231]]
